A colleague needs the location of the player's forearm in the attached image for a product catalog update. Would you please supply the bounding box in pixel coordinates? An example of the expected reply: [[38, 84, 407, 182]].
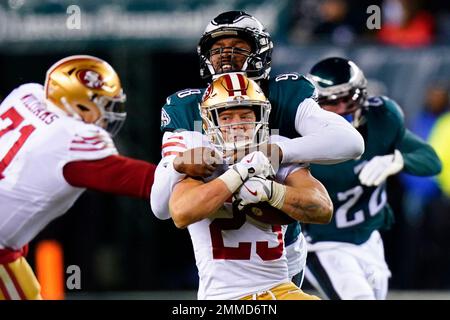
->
[[280, 185, 333, 224], [169, 179, 232, 229], [150, 156, 186, 220], [277, 100, 364, 164], [277, 127, 364, 164], [63, 155, 155, 199], [398, 129, 442, 176]]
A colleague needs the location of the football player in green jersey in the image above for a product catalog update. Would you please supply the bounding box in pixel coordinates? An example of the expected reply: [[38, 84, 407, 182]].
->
[[152, 11, 364, 288], [291, 57, 442, 299], [159, 11, 363, 165]]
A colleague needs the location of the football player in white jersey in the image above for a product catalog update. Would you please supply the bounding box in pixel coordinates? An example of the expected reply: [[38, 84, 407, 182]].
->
[[0, 55, 158, 300], [154, 11, 365, 290], [152, 73, 333, 300]]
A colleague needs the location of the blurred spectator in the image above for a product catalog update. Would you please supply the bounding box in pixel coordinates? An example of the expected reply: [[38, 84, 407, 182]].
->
[[395, 82, 447, 288], [288, 0, 327, 43], [288, 0, 381, 45], [429, 111, 450, 197], [377, 0, 435, 48], [367, 78, 388, 96], [420, 112, 450, 288], [313, 0, 356, 45], [401, 81, 449, 224]]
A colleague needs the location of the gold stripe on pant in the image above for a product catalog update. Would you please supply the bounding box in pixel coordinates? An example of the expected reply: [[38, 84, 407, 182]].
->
[[241, 282, 320, 300], [0, 257, 42, 300]]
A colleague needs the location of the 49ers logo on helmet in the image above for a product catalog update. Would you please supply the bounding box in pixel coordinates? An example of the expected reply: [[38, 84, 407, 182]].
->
[[202, 83, 214, 102], [77, 70, 104, 89]]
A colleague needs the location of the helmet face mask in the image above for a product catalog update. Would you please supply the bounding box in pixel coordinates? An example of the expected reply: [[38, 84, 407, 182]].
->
[[308, 57, 368, 126], [200, 73, 271, 155], [93, 93, 126, 136], [198, 11, 273, 82], [45, 55, 127, 136], [317, 87, 366, 116], [207, 44, 252, 76]]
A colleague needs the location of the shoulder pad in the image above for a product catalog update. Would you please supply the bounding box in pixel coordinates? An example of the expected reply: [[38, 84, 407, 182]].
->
[[367, 95, 404, 120], [17, 83, 45, 92], [269, 73, 316, 99], [165, 88, 204, 106], [11, 83, 46, 100]]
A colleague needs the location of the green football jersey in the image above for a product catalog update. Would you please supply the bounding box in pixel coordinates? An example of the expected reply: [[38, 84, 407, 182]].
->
[[160, 73, 316, 136], [289, 96, 421, 245]]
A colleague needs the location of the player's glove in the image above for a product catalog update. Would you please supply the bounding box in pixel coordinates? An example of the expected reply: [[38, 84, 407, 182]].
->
[[358, 150, 404, 187], [218, 151, 274, 193], [230, 151, 274, 181], [235, 176, 286, 210]]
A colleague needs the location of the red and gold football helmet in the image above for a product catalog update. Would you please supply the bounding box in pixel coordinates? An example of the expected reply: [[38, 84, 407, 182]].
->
[[44, 55, 126, 136], [200, 72, 271, 153]]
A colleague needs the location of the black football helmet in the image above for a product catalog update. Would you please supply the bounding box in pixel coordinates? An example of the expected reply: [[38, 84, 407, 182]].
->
[[198, 11, 273, 82], [307, 57, 368, 118]]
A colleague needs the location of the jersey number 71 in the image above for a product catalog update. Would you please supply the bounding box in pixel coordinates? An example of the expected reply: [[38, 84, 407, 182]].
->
[[0, 107, 36, 179]]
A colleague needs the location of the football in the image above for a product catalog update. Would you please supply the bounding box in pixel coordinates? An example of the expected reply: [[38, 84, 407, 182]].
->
[[241, 202, 296, 225]]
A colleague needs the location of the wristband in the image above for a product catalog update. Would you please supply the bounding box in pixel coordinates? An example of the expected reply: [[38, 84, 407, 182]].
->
[[217, 168, 245, 193], [269, 181, 286, 209]]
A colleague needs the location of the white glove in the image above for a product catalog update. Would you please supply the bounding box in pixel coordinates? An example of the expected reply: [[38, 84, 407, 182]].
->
[[359, 150, 404, 187], [237, 151, 275, 178], [218, 151, 274, 193], [235, 176, 286, 210]]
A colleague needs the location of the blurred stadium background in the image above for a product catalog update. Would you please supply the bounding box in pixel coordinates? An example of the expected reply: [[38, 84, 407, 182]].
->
[[1, 0, 449, 299]]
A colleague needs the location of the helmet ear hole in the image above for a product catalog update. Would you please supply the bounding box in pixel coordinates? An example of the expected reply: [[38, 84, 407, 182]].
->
[[77, 104, 90, 112]]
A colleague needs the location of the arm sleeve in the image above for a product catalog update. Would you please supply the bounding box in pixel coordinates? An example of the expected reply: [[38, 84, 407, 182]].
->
[[150, 155, 186, 220], [63, 155, 156, 200], [275, 98, 365, 164], [150, 130, 210, 220], [398, 129, 442, 176]]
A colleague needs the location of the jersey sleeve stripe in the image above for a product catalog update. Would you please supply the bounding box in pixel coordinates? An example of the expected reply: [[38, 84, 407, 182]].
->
[[74, 134, 103, 141], [71, 140, 104, 145], [162, 147, 185, 155], [161, 142, 186, 149], [162, 151, 182, 157], [69, 146, 107, 152], [166, 135, 184, 141]]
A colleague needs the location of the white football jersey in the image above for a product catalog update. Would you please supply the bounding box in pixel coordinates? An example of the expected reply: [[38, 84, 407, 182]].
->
[[0, 83, 117, 250], [155, 131, 303, 300]]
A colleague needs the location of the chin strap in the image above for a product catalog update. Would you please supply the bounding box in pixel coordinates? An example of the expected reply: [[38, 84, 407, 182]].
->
[[352, 108, 367, 128]]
